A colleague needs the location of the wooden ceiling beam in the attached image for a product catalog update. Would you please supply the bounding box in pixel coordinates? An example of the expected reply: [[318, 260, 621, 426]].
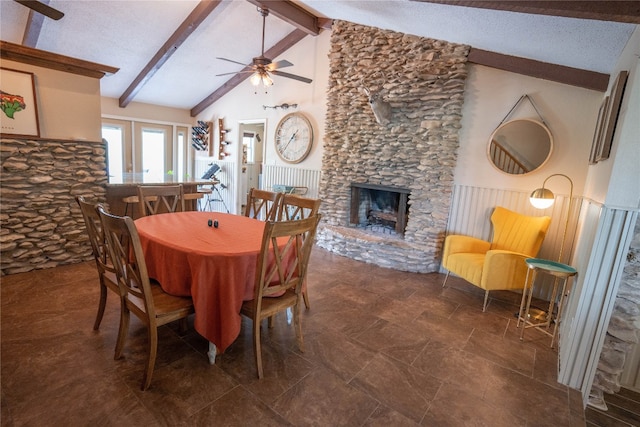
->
[[246, 0, 321, 35], [414, 1, 640, 24], [0, 40, 118, 79], [468, 48, 609, 91], [191, 29, 307, 116], [118, 0, 222, 108]]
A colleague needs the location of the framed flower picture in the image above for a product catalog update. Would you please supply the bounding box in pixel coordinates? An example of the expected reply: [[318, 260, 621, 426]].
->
[[0, 67, 40, 137]]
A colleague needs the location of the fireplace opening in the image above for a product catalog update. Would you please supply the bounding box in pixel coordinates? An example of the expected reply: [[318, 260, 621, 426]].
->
[[350, 183, 410, 235]]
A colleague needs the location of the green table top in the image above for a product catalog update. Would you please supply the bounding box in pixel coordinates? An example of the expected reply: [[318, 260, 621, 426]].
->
[[526, 258, 577, 276]]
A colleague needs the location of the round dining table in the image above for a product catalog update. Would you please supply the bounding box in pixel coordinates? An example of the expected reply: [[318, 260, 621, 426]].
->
[[135, 211, 267, 363]]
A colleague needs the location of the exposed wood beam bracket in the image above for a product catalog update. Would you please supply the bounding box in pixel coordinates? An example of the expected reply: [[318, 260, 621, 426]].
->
[[414, 1, 640, 24], [246, 0, 320, 35], [191, 28, 307, 116], [468, 48, 609, 92], [118, 0, 222, 108], [0, 40, 118, 79]]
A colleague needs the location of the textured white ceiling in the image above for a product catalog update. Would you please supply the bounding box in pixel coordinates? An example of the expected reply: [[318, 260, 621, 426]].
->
[[0, 0, 635, 110]]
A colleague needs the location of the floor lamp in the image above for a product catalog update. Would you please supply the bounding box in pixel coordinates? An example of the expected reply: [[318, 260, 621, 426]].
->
[[529, 173, 574, 263], [522, 173, 577, 348]]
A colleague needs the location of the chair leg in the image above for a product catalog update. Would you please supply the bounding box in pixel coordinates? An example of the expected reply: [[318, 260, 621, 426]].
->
[[482, 291, 489, 312], [253, 319, 263, 379], [302, 290, 310, 309], [178, 317, 188, 334], [114, 303, 129, 360], [442, 271, 450, 288], [293, 303, 304, 353], [93, 283, 108, 330], [142, 326, 158, 391]]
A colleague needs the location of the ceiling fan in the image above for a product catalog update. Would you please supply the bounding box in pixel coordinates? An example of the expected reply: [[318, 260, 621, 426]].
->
[[216, 7, 312, 87], [14, 0, 64, 20]]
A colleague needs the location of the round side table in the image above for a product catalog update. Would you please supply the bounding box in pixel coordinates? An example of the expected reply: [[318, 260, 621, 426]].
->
[[517, 258, 577, 348]]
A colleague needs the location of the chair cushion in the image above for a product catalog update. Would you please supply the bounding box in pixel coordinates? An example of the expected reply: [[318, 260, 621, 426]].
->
[[445, 253, 485, 286]]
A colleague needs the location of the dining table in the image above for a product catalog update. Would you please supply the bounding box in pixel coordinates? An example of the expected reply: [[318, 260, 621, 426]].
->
[[134, 211, 267, 364]]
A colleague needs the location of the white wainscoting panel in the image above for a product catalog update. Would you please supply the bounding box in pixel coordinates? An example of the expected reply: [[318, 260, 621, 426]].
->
[[262, 165, 322, 199], [559, 206, 638, 401]]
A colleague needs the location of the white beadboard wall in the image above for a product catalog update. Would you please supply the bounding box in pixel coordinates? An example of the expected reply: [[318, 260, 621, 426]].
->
[[194, 157, 235, 213], [446, 184, 582, 301], [262, 165, 322, 199], [559, 205, 637, 400]]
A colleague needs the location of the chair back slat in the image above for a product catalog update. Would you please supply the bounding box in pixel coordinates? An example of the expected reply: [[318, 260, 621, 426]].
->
[[138, 185, 185, 216], [277, 194, 321, 221], [245, 188, 282, 221], [76, 196, 116, 275], [98, 205, 155, 317], [253, 215, 320, 304]]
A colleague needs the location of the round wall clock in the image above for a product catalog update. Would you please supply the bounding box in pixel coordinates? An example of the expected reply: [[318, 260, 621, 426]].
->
[[274, 112, 313, 163]]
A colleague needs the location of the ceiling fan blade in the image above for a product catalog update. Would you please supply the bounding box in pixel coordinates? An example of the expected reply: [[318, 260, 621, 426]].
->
[[271, 70, 312, 84], [14, 0, 64, 20], [267, 60, 293, 71], [216, 57, 248, 67], [215, 71, 253, 77]]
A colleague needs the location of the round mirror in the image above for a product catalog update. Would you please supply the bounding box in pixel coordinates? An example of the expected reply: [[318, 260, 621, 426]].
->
[[487, 119, 553, 175]]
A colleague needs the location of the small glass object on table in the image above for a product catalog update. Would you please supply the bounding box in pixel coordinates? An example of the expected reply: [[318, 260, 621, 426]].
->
[[517, 258, 577, 348]]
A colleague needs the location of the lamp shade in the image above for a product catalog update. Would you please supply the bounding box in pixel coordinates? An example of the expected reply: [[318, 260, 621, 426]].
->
[[250, 72, 262, 86], [250, 71, 273, 87], [530, 188, 555, 209]]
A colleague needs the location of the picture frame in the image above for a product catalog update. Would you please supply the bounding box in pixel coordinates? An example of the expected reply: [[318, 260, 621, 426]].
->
[[0, 67, 40, 138], [589, 95, 608, 165], [596, 70, 628, 162]]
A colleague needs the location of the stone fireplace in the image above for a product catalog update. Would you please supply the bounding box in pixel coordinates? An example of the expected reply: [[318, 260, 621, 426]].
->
[[350, 183, 409, 235], [316, 21, 469, 272]]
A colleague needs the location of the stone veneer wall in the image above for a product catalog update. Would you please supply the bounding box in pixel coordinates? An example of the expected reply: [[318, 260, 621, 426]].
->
[[1, 138, 107, 275], [590, 218, 640, 401], [317, 20, 469, 272]]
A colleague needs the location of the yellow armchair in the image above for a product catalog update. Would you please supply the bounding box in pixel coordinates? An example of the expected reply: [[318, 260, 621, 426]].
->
[[442, 206, 551, 311]]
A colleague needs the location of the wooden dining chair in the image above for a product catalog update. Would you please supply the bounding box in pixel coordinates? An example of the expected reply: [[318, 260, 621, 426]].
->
[[76, 196, 122, 333], [277, 194, 321, 221], [276, 194, 321, 309], [137, 184, 185, 216], [97, 205, 194, 391], [240, 214, 321, 379], [244, 188, 282, 221]]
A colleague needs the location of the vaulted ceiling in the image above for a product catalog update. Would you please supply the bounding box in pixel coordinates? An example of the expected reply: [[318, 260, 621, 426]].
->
[[1, 0, 637, 117]]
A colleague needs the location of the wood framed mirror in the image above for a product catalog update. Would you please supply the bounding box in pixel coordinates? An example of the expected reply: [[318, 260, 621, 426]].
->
[[487, 119, 553, 175]]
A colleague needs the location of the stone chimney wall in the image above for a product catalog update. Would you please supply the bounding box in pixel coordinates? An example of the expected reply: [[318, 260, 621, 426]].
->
[[1, 138, 107, 275], [317, 20, 469, 272]]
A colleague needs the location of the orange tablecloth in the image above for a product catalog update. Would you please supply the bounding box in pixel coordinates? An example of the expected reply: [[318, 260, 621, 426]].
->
[[135, 211, 265, 352]]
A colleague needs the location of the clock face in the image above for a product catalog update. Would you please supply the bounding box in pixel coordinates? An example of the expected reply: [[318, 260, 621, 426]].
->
[[274, 113, 313, 163]]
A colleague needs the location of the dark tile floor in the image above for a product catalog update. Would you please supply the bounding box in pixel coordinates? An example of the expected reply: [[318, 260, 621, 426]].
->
[[1, 247, 586, 426]]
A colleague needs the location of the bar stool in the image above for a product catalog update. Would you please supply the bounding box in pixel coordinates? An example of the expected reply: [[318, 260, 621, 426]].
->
[[122, 195, 139, 217], [196, 187, 213, 211], [183, 192, 204, 211]]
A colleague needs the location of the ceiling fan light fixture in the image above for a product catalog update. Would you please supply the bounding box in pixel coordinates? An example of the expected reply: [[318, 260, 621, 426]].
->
[[250, 71, 273, 87]]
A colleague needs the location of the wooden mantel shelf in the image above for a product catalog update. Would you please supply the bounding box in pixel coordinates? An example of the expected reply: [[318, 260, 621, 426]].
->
[[0, 40, 118, 79]]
